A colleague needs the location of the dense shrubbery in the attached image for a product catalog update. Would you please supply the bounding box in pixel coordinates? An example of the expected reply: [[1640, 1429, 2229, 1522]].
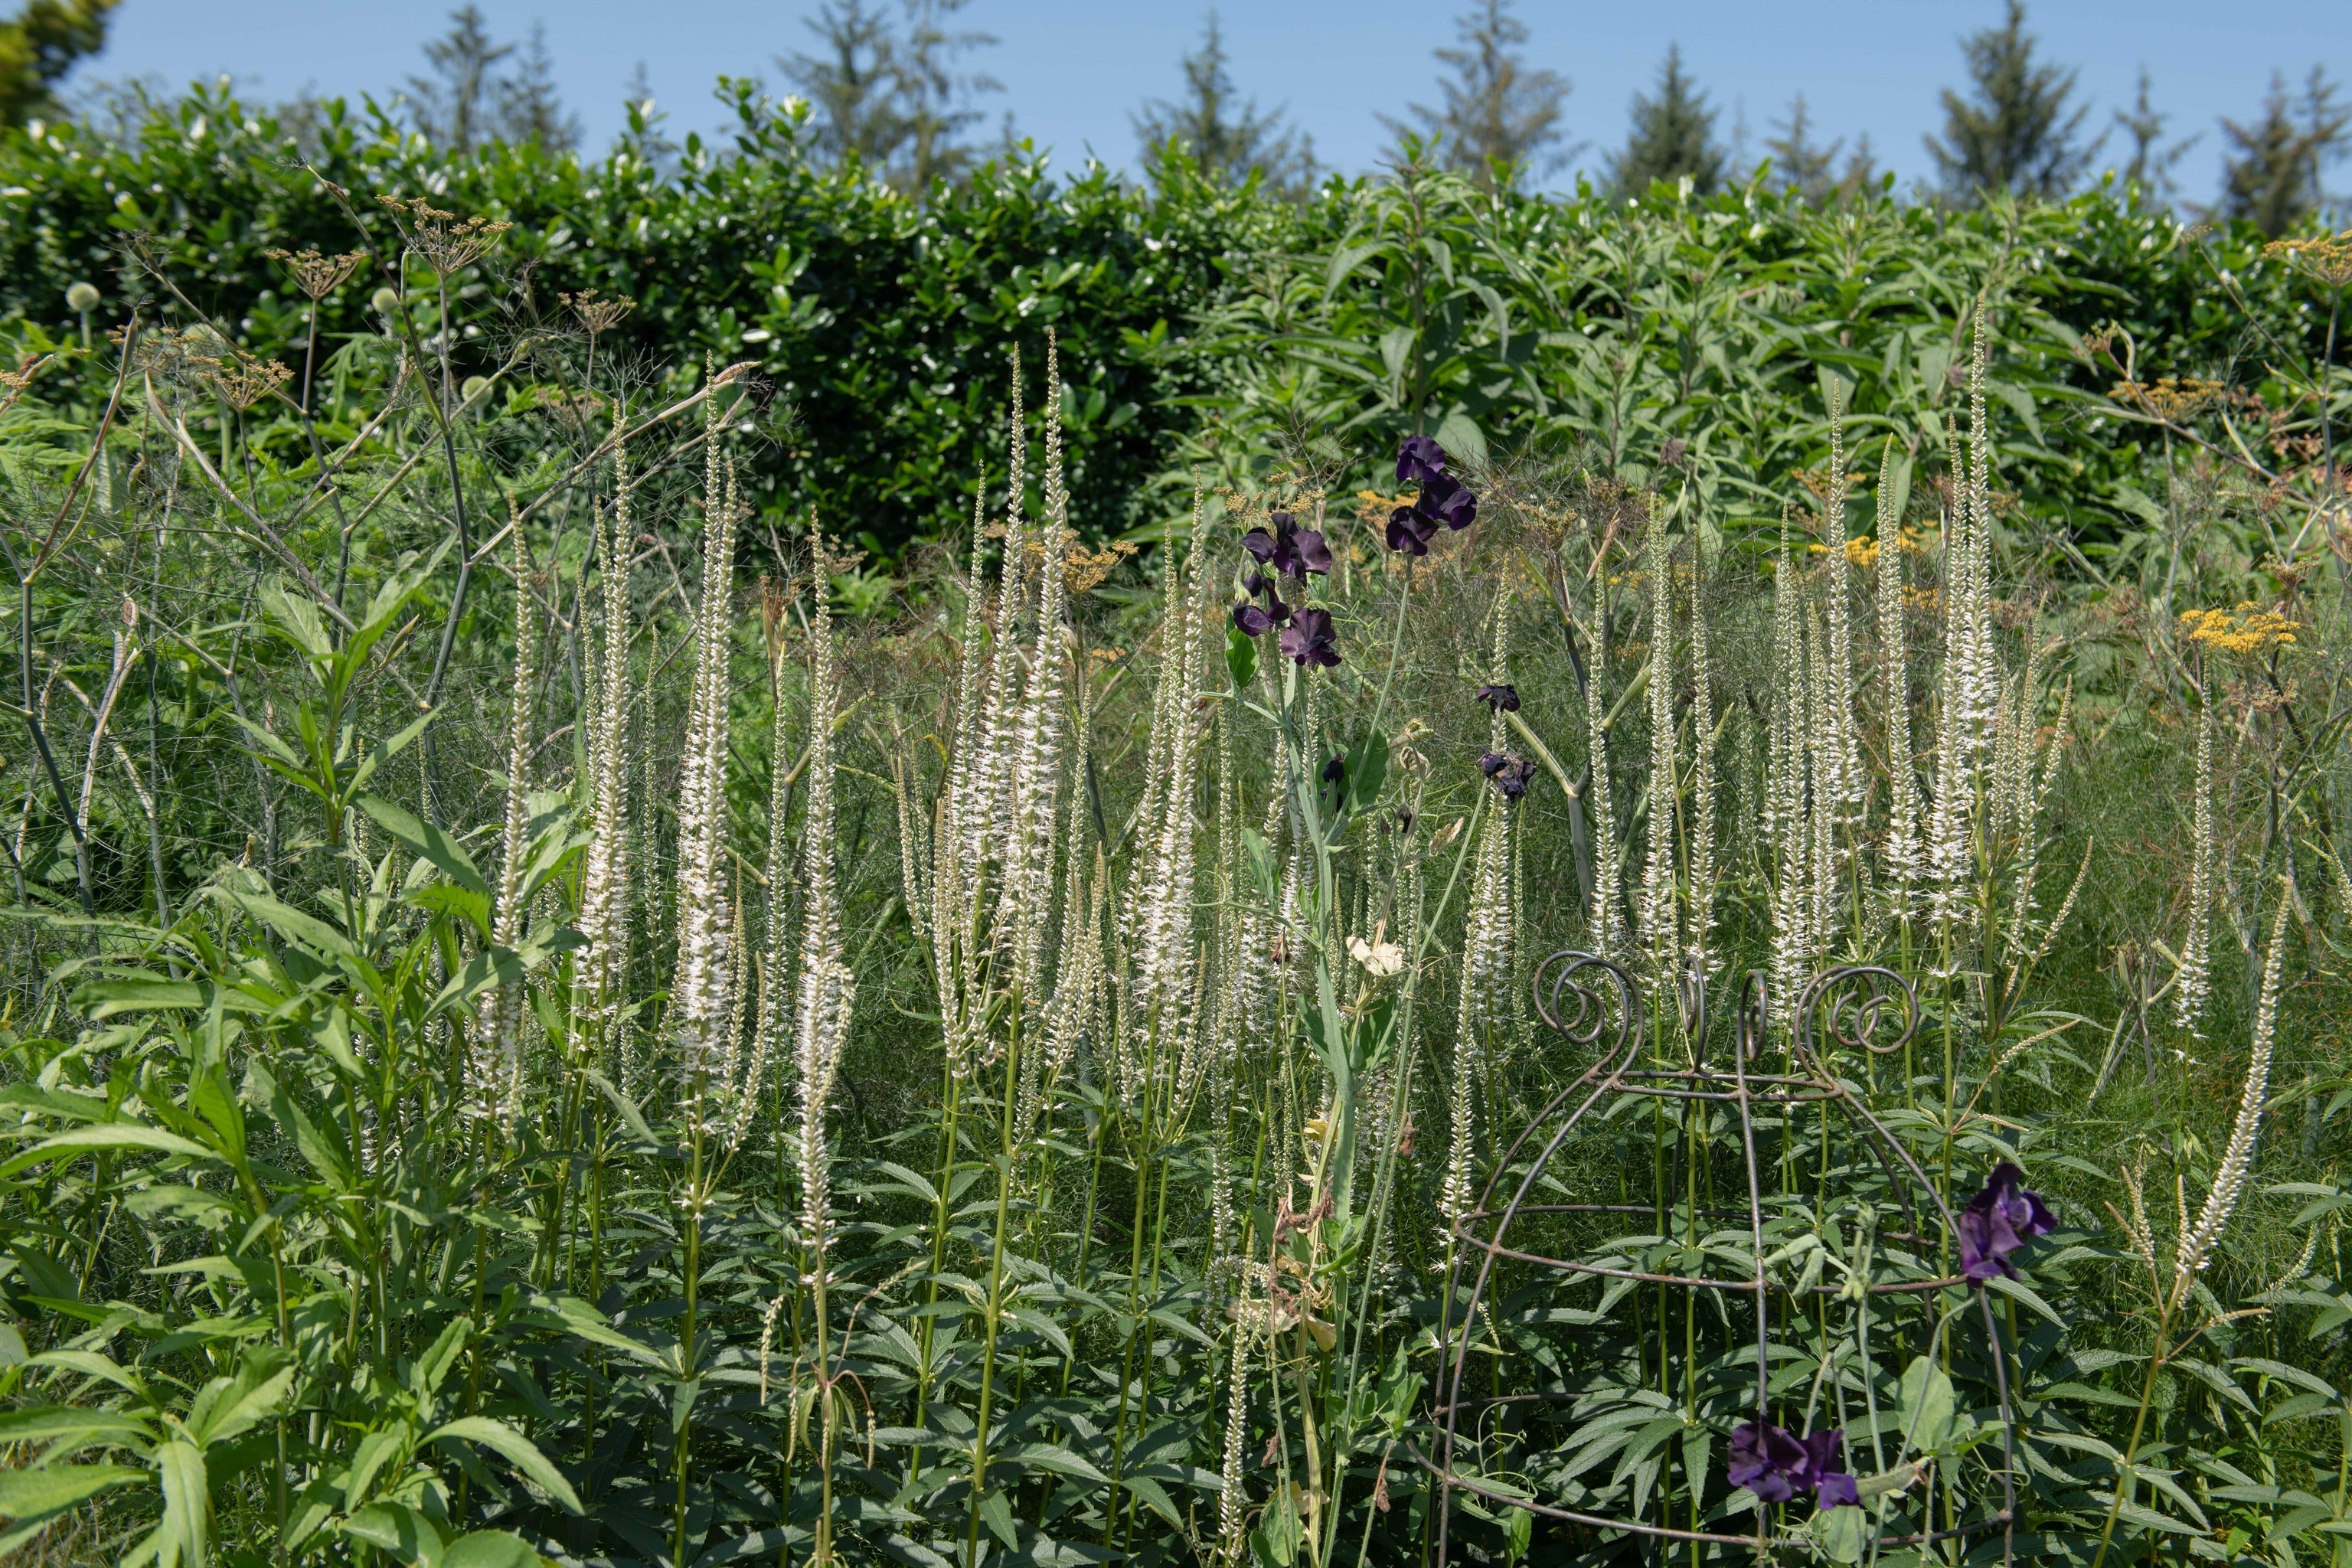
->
[[1, 81, 2343, 560]]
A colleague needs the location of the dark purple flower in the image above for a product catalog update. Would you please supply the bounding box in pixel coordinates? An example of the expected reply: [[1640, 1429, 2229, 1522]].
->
[[1395, 805, 1415, 835], [1321, 754, 1349, 812], [1728, 1421, 1809, 1504], [1233, 601, 1277, 636], [1416, 471, 1478, 532], [1478, 682, 1521, 713], [1396, 434, 1449, 486], [1387, 506, 1436, 556], [1956, 1161, 2056, 1282], [1729, 1422, 1857, 1508], [1478, 751, 1509, 776], [1802, 1430, 1858, 1509], [1279, 607, 1340, 668], [1489, 756, 1536, 799], [1243, 513, 1331, 579]]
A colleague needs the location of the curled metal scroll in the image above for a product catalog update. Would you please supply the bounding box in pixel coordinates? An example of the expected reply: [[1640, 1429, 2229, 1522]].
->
[[1530, 947, 1643, 1050], [1795, 963, 1922, 1063], [1675, 949, 1708, 1057], [1736, 967, 1770, 1061]]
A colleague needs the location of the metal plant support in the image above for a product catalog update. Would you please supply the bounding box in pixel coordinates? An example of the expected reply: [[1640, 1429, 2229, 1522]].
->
[[1425, 953, 2020, 1564]]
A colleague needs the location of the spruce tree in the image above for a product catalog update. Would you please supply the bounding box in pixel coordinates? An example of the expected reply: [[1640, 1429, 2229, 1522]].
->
[[1925, 0, 2098, 203], [1762, 94, 1878, 206], [406, 7, 580, 155], [1385, 0, 1572, 188], [0, 0, 114, 128], [1606, 45, 1723, 196], [2111, 67, 2194, 204], [1133, 12, 1317, 198], [779, 0, 1000, 192], [2219, 68, 2349, 237]]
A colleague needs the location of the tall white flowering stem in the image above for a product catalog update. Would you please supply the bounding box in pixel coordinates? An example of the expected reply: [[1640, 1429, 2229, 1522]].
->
[[2091, 893, 2291, 1568]]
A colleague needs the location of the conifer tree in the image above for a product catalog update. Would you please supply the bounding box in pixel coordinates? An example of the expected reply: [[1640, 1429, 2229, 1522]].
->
[[1763, 93, 1877, 205], [1925, 0, 2098, 203], [1607, 45, 1723, 196], [2112, 67, 2194, 204], [1385, 0, 1572, 188], [1133, 12, 1317, 198], [2219, 68, 2348, 237], [779, 0, 1000, 192]]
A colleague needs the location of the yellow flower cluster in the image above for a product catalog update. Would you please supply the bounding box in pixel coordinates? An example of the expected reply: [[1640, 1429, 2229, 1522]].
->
[[1804, 524, 1934, 573], [2180, 603, 2301, 655], [2109, 377, 2230, 422], [2265, 230, 2352, 290]]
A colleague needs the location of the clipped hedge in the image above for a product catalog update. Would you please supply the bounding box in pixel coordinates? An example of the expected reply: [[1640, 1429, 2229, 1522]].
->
[[1, 80, 2339, 557]]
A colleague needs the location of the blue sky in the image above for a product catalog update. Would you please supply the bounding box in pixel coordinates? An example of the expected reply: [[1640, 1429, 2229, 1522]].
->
[[77, 1, 2349, 203]]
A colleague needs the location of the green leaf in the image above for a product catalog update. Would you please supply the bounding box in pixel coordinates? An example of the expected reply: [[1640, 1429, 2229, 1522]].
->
[[341, 1501, 446, 1567], [181, 1354, 292, 1448], [77, 978, 207, 1018], [0, 1464, 144, 1521], [155, 1439, 208, 1568], [441, 1531, 543, 1568], [214, 886, 354, 960], [423, 1416, 583, 1515], [1345, 728, 1389, 815], [1896, 1355, 1955, 1453], [357, 794, 490, 899], [0, 1123, 214, 1179], [1224, 625, 1259, 690]]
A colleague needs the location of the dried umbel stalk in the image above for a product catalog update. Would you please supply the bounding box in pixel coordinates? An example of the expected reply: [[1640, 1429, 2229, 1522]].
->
[[206, 352, 292, 412], [265, 247, 367, 300], [377, 194, 511, 275], [563, 288, 636, 337]]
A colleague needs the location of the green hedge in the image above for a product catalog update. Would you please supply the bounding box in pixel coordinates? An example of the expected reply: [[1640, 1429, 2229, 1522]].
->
[[2, 80, 2340, 557]]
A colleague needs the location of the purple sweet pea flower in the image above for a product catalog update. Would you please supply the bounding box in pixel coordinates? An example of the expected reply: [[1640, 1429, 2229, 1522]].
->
[[1279, 607, 1341, 668], [1396, 434, 1449, 486], [1491, 756, 1536, 799], [1478, 682, 1521, 713], [1478, 751, 1509, 776], [1728, 1421, 1810, 1504], [1244, 513, 1331, 579], [1803, 1430, 1859, 1509], [1233, 601, 1278, 636], [1729, 1422, 1857, 1508], [1416, 471, 1478, 532], [1387, 505, 1436, 556], [1956, 1161, 2057, 1282]]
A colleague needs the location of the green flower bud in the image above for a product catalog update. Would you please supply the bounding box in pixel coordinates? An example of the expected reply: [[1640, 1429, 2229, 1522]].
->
[[64, 281, 99, 314], [371, 286, 403, 316]]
